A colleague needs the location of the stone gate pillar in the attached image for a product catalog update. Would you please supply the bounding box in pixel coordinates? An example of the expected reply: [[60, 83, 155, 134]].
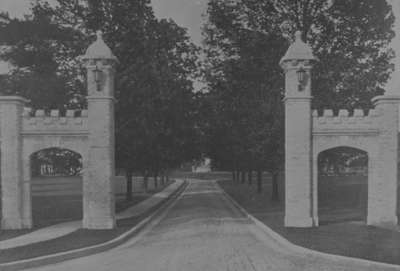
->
[[280, 32, 317, 227], [0, 96, 31, 229], [82, 31, 117, 229], [368, 95, 400, 227]]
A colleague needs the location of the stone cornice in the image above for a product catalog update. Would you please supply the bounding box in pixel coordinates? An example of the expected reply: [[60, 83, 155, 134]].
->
[[312, 129, 379, 136], [283, 96, 313, 103], [21, 131, 89, 136], [0, 96, 29, 104]]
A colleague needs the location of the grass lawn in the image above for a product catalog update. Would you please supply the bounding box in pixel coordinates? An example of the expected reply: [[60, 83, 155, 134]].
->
[[219, 178, 400, 266], [0, 216, 142, 263], [0, 230, 33, 242], [32, 194, 150, 228], [0, 180, 180, 264], [0, 182, 172, 242], [0, 195, 148, 242]]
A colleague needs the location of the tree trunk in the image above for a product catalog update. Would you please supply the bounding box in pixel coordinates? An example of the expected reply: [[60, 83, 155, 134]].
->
[[161, 174, 165, 186], [235, 170, 240, 183], [126, 170, 133, 201], [241, 171, 245, 184], [248, 170, 252, 186], [143, 173, 149, 193], [257, 170, 262, 193], [271, 172, 279, 201], [154, 173, 158, 189]]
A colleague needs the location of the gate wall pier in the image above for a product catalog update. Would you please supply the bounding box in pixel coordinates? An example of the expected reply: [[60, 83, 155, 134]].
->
[[0, 97, 29, 229], [280, 32, 316, 227], [82, 31, 117, 229], [0, 31, 117, 230], [368, 96, 400, 226], [281, 32, 400, 228]]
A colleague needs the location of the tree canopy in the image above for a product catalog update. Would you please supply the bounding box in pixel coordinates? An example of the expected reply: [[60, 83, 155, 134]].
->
[[0, 0, 202, 185], [202, 0, 395, 196], [0, 2, 86, 110], [0, 0, 395, 197], [241, 0, 395, 110]]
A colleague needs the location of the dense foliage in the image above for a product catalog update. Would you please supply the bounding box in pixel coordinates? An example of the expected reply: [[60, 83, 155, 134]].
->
[[202, 0, 394, 196], [0, 0, 201, 196], [0, 0, 395, 199]]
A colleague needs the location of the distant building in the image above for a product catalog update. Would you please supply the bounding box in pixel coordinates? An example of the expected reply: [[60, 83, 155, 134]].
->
[[0, 61, 10, 74], [191, 158, 211, 173], [0, 46, 12, 74]]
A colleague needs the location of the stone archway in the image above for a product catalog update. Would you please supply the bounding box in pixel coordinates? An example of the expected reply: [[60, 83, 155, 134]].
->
[[0, 32, 117, 230], [30, 148, 83, 227], [281, 32, 400, 228], [317, 146, 368, 225]]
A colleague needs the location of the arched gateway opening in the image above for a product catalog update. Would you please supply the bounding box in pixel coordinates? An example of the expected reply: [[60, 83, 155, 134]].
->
[[318, 147, 368, 225], [30, 148, 83, 227]]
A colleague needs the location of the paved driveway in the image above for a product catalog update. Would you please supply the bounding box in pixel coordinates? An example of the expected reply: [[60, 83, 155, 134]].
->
[[27, 179, 400, 271]]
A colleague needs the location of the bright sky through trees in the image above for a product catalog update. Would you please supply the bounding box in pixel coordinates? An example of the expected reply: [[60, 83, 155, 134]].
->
[[0, 0, 207, 73], [0, 0, 207, 44]]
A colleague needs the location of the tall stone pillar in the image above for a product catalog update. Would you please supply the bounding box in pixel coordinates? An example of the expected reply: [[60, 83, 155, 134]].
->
[[280, 32, 317, 227], [82, 31, 117, 229], [367, 0, 400, 228], [0, 96, 31, 229], [368, 95, 400, 227], [385, 0, 400, 96]]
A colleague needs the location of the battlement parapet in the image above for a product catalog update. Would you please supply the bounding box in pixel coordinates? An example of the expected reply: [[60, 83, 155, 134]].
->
[[312, 109, 380, 135], [22, 108, 88, 135]]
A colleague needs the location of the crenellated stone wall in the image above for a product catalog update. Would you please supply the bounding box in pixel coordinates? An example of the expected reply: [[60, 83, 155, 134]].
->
[[281, 31, 400, 229], [1, 31, 117, 230], [313, 109, 380, 135], [22, 109, 88, 135]]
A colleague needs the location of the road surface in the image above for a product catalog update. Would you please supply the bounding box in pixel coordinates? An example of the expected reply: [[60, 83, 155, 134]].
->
[[27, 179, 400, 271]]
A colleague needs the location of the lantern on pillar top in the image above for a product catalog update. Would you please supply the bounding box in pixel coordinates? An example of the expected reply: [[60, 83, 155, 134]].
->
[[81, 31, 118, 95], [280, 31, 317, 96], [297, 67, 307, 91], [92, 64, 102, 91]]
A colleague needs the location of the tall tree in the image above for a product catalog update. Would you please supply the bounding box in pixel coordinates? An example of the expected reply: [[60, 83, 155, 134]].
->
[[0, 2, 86, 110], [242, 0, 395, 110], [203, 0, 287, 198], [0, 0, 202, 198], [203, 0, 393, 198], [78, 0, 202, 195]]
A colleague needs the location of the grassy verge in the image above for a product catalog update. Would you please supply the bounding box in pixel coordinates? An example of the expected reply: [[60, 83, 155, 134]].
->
[[0, 180, 181, 264], [32, 189, 168, 228], [0, 195, 149, 242], [219, 179, 400, 266], [0, 182, 171, 240], [0, 216, 141, 263], [0, 195, 151, 243], [0, 230, 34, 242]]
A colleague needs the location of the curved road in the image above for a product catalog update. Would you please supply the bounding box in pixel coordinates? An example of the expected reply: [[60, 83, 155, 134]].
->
[[27, 179, 400, 271]]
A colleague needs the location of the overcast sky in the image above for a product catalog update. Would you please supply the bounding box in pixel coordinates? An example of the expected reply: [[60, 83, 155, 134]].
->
[[0, 0, 208, 74], [152, 0, 207, 44], [0, 0, 207, 44]]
